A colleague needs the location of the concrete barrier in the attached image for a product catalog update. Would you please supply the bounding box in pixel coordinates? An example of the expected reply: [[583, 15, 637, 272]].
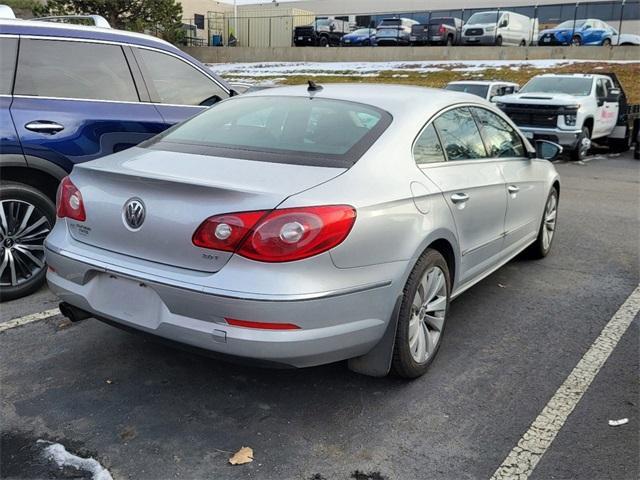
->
[[183, 45, 640, 64]]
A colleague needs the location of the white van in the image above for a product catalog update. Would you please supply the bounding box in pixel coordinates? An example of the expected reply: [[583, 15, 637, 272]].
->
[[462, 11, 532, 46]]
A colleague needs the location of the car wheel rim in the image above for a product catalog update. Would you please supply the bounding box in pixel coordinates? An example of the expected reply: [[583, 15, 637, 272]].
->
[[0, 199, 51, 288], [579, 136, 591, 158], [408, 266, 447, 363], [542, 193, 557, 250]]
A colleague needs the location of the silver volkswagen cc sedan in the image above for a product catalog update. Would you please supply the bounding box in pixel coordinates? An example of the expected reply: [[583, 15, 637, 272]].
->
[[45, 84, 561, 378]]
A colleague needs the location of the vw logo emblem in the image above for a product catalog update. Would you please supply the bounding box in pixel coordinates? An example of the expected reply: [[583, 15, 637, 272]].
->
[[123, 198, 146, 230]]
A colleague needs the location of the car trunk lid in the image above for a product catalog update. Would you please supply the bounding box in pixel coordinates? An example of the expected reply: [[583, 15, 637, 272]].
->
[[68, 147, 345, 273]]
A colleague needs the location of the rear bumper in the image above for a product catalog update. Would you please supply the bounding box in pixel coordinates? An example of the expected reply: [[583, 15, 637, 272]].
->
[[45, 235, 399, 368]]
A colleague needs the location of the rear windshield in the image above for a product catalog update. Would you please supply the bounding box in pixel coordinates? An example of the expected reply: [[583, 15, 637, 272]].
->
[[149, 96, 391, 167], [379, 19, 401, 26], [520, 77, 593, 96], [445, 83, 489, 98], [429, 18, 454, 26]]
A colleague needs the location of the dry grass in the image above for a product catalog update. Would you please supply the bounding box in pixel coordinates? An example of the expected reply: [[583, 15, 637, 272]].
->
[[224, 62, 640, 104]]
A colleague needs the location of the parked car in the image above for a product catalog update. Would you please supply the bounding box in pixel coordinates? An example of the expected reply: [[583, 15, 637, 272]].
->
[[341, 27, 376, 46], [293, 17, 351, 47], [462, 10, 533, 46], [445, 80, 519, 101], [609, 27, 640, 46], [496, 73, 637, 161], [539, 19, 618, 46], [410, 17, 463, 46], [0, 17, 232, 300], [47, 84, 562, 378], [375, 17, 419, 46]]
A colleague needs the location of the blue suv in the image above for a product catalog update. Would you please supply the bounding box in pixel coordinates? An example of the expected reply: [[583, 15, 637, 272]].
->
[[0, 18, 232, 300]]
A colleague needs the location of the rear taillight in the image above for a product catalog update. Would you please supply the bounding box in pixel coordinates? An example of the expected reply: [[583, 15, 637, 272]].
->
[[193, 205, 356, 263], [56, 176, 86, 221], [439, 25, 446, 34]]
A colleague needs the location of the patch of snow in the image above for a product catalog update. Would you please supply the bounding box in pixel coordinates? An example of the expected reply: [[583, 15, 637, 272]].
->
[[208, 59, 638, 79], [38, 440, 113, 480]]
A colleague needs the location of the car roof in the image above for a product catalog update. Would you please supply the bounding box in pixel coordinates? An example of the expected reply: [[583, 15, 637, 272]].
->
[[537, 73, 602, 78], [448, 80, 518, 86], [0, 18, 178, 52], [243, 83, 490, 121]]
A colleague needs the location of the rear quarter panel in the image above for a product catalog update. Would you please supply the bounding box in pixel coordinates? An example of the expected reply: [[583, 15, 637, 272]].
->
[[280, 122, 460, 281]]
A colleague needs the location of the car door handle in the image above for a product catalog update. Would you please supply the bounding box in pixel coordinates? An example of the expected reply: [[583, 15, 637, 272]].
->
[[451, 193, 469, 204], [25, 121, 65, 134], [508, 185, 520, 194]]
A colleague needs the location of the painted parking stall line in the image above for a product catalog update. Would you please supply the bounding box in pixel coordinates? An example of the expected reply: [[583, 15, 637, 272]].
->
[[491, 285, 640, 480], [0, 308, 61, 333]]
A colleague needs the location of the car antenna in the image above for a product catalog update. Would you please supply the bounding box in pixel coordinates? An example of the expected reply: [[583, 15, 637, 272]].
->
[[307, 80, 323, 94]]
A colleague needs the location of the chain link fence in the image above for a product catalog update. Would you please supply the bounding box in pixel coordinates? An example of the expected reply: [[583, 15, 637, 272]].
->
[[176, 0, 639, 48]]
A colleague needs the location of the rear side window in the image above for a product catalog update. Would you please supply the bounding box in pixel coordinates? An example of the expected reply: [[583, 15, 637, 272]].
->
[[472, 107, 526, 158], [15, 39, 138, 102], [135, 48, 227, 106], [152, 96, 391, 167], [413, 124, 445, 165], [0, 37, 18, 94], [433, 107, 487, 161]]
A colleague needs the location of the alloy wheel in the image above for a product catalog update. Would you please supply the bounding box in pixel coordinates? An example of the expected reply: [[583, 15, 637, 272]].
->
[[0, 199, 51, 288], [542, 192, 557, 251], [408, 266, 447, 363]]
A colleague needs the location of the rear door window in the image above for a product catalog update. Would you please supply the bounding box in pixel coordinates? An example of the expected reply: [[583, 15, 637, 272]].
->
[[134, 48, 227, 106], [472, 107, 526, 158], [0, 37, 18, 94], [413, 124, 445, 165], [433, 107, 487, 161], [15, 39, 138, 101]]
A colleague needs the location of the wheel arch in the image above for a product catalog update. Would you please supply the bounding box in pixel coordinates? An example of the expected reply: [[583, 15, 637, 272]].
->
[[0, 164, 64, 202], [583, 117, 594, 137]]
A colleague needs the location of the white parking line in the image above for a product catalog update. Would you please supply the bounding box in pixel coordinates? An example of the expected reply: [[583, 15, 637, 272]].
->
[[0, 308, 61, 333], [491, 285, 640, 480]]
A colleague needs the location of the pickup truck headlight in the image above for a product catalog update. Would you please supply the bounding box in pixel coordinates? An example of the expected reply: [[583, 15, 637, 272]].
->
[[564, 114, 577, 126]]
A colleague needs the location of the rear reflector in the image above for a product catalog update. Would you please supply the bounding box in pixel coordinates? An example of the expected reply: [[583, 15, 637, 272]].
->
[[225, 318, 301, 330]]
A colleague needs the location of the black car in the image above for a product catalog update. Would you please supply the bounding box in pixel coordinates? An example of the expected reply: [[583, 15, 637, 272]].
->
[[294, 18, 351, 47], [410, 17, 463, 46]]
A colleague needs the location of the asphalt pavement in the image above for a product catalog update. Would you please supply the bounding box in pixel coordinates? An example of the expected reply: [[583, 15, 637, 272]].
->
[[1, 152, 638, 480]]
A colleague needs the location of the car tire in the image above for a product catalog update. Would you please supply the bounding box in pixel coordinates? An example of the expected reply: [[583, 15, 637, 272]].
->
[[0, 182, 56, 302], [319, 36, 329, 47], [520, 39, 527, 46], [602, 38, 612, 46], [495, 36, 503, 46], [526, 187, 558, 259], [572, 35, 582, 46], [392, 248, 451, 379], [571, 126, 591, 161]]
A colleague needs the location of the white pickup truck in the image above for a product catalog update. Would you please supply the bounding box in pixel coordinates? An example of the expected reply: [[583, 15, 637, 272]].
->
[[496, 73, 636, 161]]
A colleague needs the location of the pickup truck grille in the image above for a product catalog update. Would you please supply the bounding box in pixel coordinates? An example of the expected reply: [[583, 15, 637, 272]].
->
[[465, 28, 483, 36], [295, 26, 314, 36], [499, 104, 577, 128]]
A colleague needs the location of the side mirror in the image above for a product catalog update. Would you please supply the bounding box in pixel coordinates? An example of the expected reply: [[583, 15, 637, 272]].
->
[[606, 88, 621, 102], [535, 140, 563, 160], [499, 20, 508, 28]]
